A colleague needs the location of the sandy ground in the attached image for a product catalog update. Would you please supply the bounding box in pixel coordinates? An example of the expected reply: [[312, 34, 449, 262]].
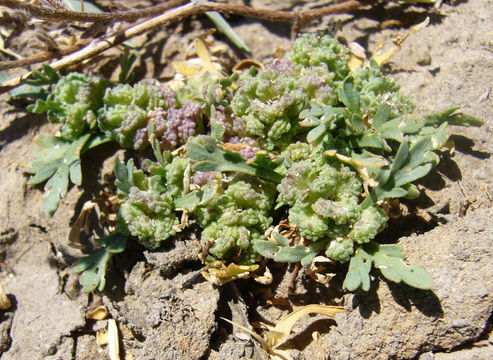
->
[[0, 0, 492, 359]]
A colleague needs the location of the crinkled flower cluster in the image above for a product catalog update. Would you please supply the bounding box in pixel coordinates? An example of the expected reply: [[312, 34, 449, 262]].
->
[[37, 76, 207, 150]]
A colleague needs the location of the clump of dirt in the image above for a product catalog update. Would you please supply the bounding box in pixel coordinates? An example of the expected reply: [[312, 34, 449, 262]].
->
[[0, 1, 492, 359]]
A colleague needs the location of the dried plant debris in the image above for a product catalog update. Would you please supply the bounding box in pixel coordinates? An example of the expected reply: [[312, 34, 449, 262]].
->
[[0, 284, 11, 310], [223, 304, 344, 360], [20, 32, 483, 301], [86, 305, 109, 320], [0, 0, 445, 91]]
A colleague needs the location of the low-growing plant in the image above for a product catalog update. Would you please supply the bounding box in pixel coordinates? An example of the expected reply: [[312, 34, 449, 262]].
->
[[26, 32, 482, 293]]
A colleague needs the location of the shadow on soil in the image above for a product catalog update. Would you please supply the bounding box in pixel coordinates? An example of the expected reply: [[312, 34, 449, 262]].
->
[[352, 278, 444, 319], [451, 134, 490, 159], [388, 281, 444, 318], [0, 110, 44, 149]]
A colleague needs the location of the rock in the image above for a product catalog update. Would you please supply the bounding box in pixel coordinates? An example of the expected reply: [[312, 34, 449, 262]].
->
[[44, 336, 75, 360], [307, 207, 493, 360], [144, 234, 201, 276], [207, 283, 267, 360], [420, 345, 493, 360], [111, 262, 220, 360], [0, 312, 13, 353], [74, 334, 101, 360]]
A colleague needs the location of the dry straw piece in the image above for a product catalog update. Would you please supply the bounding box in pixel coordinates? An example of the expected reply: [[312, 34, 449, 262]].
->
[[86, 305, 109, 320], [107, 319, 120, 360], [222, 304, 344, 360], [0, 284, 11, 310]]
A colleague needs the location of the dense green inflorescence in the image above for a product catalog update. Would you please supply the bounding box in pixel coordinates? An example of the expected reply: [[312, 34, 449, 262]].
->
[[230, 34, 350, 150], [29, 32, 484, 292], [99, 79, 206, 150], [231, 63, 307, 150], [194, 177, 276, 264], [286, 32, 350, 80], [276, 154, 387, 262], [114, 154, 194, 249], [30, 73, 111, 140]]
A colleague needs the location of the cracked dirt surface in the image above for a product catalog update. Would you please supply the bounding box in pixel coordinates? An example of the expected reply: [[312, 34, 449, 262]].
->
[[0, 0, 492, 359]]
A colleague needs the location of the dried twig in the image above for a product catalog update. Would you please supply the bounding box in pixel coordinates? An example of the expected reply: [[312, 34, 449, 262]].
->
[[0, 0, 373, 24], [288, 262, 302, 294], [201, 0, 368, 23], [0, 0, 376, 91], [0, 0, 189, 22], [0, 39, 91, 71], [0, 2, 199, 89]]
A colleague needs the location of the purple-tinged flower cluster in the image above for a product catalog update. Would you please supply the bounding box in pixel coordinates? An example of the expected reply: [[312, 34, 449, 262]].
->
[[193, 171, 216, 186], [227, 136, 258, 160], [160, 102, 202, 149]]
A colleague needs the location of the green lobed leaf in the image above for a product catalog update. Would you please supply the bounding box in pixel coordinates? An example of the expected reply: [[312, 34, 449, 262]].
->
[[29, 134, 91, 216], [118, 46, 138, 84], [114, 157, 132, 195], [69, 160, 82, 185], [43, 168, 70, 217], [27, 96, 63, 114], [395, 163, 432, 187], [254, 232, 326, 265], [148, 122, 167, 167], [174, 191, 203, 211], [82, 134, 113, 152], [356, 132, 388, 150], [366, 243, 433, 290], [397, 114, 427, 134], [253, 240, 279, 259], [210, 105, 226, 141], [274, 244, 308, 262], [114, 158, 148, 195], [8, 83, 48, 99], [338, 77, 360, 114], [71, 233, 127, 292], [25, 64, 60, 86], [307, 124, 327, 144], [343, 248, 372, 291], [373, 104, 391, 128], [187, 136, 283, 183], [425, 107, 484, 127], [349, 113, 365, 134], [273, 232, 289, 247], [390, 141, 410, 175], [362, 134, 440, 208]]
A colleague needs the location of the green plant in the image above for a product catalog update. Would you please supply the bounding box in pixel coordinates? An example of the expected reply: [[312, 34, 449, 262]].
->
[[70, 233, 127, 292], [28, 133, 110, 216], [27, 33, 483, 293]]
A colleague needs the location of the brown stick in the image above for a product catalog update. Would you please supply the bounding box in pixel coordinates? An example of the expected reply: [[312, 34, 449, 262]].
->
[[0, 40, 90, 71], [288, 262, 302, 294], [0, 0, 367, 24], [0, 0, 189, 23], [200, 1, 364, 22]]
